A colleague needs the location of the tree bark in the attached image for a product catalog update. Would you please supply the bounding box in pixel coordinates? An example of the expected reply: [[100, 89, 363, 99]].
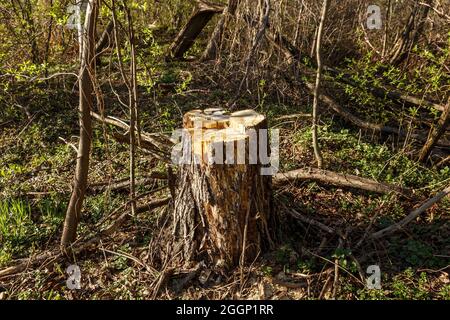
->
[[61, 0, 98, 248], [172, 109, 274, 269]]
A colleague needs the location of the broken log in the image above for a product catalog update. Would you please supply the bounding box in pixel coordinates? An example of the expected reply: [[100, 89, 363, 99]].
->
[[302, 81, 450, 149], [172, 108, 274, 269], [88, 172, 167, 194], [168, 1, 225, 59], [90, 111, 172, 161]]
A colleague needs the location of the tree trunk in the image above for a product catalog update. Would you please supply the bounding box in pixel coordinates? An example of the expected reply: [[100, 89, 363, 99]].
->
[[61, 0, 98, 248], [168, 1, 224, 59], [172, 109, 274, 269]]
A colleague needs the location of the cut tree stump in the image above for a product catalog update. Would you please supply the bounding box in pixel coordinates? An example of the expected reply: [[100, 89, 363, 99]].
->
[[172, 108, 274, 269]]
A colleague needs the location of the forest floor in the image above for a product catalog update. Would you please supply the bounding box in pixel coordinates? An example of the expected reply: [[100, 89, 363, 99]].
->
[[0, 42, 449, 300]]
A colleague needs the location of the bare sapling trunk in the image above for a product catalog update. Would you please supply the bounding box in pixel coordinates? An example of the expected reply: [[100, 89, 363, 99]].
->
[[312, 0, 329, 169], [61, 0, 98, 248], [126, 6, 139, 216], [172, 109, 274, 269], [168, 1, 225, 59]]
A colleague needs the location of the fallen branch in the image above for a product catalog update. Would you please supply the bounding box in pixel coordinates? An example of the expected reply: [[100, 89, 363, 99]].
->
[[264, 30, 447, 147], [281, 203, 335, 234], [369, 185, 450, 240], [418, 97, 450, 162], [435, 154, 450, 168], [259, 15, 447, 113], [91, 111, 170, 148], [90, 111, 171, 161], [263, 25, 449, 145], [88, 172, 167, 193], [274, 167, 410, 196]]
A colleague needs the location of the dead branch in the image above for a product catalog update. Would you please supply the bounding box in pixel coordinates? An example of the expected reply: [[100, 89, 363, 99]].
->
[[274, 167, 410, 196], [264, 21, 446, 113], [236, 0, 270, 99], [88, 172, 167, 193], [260, 22, 448, 149], [369, 185, 450, 240], [201, 0, 239, 61], [90, 111, 171, 161], [303, 81, 449, 149], [283, 205, 335, 234]]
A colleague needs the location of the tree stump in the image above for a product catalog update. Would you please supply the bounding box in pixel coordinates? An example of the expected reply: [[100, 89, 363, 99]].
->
[[172, 108, 274, 269]]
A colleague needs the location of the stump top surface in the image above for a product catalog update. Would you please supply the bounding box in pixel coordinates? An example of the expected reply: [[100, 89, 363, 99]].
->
[[183, 108, 265, 130], [183, 108, 267, 163]]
